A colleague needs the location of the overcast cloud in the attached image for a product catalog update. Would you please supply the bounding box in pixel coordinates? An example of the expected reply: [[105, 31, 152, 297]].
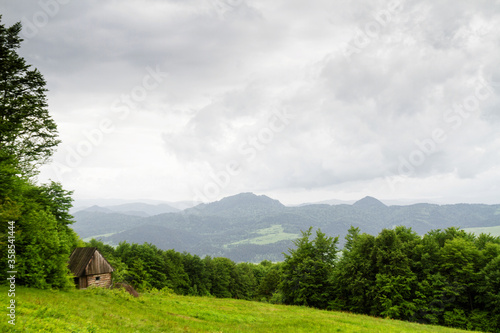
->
[[2, 0, 500, 205]]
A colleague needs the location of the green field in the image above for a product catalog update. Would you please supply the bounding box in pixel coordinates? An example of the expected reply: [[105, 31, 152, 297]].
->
[[82, 232, 118, 242], [230, 224, 299, 246], [463, 225, 500, 238], [0, 286, 472, 333]]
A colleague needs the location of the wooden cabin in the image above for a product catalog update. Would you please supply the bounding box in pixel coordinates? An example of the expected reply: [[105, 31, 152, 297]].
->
[[68, 247, 114, 289]]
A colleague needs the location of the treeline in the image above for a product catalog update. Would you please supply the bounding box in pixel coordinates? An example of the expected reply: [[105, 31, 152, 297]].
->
[[86, 239, 282, 302], [87, 225, 500, 333]]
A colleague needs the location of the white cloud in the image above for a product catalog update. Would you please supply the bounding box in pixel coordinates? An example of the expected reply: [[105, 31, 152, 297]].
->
[[3, 0, 500, 204]]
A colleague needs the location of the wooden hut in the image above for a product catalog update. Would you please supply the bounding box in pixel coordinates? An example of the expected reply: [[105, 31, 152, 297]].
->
[[68, 247, 114, 289]]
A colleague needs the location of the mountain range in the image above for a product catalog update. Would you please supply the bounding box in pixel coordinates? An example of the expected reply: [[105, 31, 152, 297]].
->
[[71, 193, 500, 262]]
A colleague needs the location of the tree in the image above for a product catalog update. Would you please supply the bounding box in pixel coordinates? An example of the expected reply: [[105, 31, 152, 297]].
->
[[279, 227, 339, 309], [181, 253, 211, 296], [209, 257, 234, 298], [370, 227, 419, 319], [1, 179, 79, 288], [256, 262, 281, 302], [0, 17, 60, 176], [0, 18, 81, 289], [331, 230, 376, 313], [478, 256, 500, 331], [439, 237, 481, 316], [231, 262, 257, 300]]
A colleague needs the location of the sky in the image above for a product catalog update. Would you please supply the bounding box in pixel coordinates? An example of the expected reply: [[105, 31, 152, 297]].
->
[[3, 0, 500, 206]]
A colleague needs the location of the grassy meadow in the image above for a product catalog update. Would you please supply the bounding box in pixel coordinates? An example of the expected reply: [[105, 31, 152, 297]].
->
[[0, 286, 473, 333], [229, 224, 300, 246], [463, 225, 500, 238]]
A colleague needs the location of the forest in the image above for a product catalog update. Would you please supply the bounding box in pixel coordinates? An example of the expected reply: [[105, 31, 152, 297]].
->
[[1, 17, 500, 333]]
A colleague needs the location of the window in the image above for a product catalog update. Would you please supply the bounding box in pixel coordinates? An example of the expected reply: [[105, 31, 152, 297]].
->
[[95, 276, 100, 281]]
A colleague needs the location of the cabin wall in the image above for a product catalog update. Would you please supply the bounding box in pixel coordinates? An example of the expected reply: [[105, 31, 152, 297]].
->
[[86, 273, 112, 288]]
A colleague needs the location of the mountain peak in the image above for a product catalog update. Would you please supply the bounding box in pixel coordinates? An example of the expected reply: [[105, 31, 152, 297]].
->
[[190, 192, 285, 215], [83, 205, 114, 213], [353, 196, 387, 208], [215, 192, 284, 208]]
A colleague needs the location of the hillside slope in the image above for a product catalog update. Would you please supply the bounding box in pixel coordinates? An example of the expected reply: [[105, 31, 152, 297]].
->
[[0, 286, 470, 333]]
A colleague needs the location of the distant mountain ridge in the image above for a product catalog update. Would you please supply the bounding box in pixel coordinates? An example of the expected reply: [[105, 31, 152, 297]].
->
[[74, 202, 180, 217], [71, 199, 199, 214], [72, 193, 500, 262]]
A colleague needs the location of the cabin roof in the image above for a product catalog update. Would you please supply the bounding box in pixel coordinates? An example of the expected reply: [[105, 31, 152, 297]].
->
[[68, 247, 114, 277]]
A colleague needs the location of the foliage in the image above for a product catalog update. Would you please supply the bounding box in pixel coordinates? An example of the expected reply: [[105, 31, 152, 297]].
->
[[87, 238, 280, 302], [0, 17, 60, 176], [0, 18, 79, 289], [0, 177, 79, 288], [255, 261, 282, 302], [280, 227, 339, 308], [328, 226, 500, 332]]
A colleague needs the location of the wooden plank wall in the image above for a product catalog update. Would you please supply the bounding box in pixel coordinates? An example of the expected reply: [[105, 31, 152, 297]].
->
[[78, 276, 87, 289], [85, 250, 113, 275]]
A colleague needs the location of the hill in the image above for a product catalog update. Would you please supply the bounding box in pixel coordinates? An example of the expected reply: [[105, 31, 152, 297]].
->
[[104, 202, 180, 216], [72, 193, 500, 262], [463, 225, 500, 237], [353, 196, 387, 208], [187, 192, 285, 217], [0, 286, 469, 333], [71, 211, 145, 239]]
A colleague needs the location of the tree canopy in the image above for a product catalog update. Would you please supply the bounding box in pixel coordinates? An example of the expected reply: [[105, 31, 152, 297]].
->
[[0, 16, 60, 177]]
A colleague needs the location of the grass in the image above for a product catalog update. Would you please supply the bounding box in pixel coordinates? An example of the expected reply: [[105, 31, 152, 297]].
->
[[82, 232, 117, 242], [463, 225, 500, 238], [230, 225, 299, 246], [0, 286, 472, 333]]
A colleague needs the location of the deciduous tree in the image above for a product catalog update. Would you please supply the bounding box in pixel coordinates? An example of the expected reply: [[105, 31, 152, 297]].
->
[[280, 227, 339, 308], [0, 17, 60, 177]]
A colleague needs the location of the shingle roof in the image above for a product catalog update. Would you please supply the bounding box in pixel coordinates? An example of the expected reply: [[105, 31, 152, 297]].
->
[[68, 247, 97, 277]]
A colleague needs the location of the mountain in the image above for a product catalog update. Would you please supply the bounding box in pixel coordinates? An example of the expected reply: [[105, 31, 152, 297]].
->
[[105, 203, 180, 216], [292, 198, 355, 206], [72, 193, 500, 262], [353, 196, 387, 208], [74, 202, 180, 217], [71, 211, 145, 239], [187, 192, 285, 217], [104, 224, 201, 251], [83, 205, 115, 213], [71, 199, 198, 214]]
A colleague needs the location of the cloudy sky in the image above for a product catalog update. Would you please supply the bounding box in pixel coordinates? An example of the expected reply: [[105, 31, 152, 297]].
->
[[3, 0, 500, 205]]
